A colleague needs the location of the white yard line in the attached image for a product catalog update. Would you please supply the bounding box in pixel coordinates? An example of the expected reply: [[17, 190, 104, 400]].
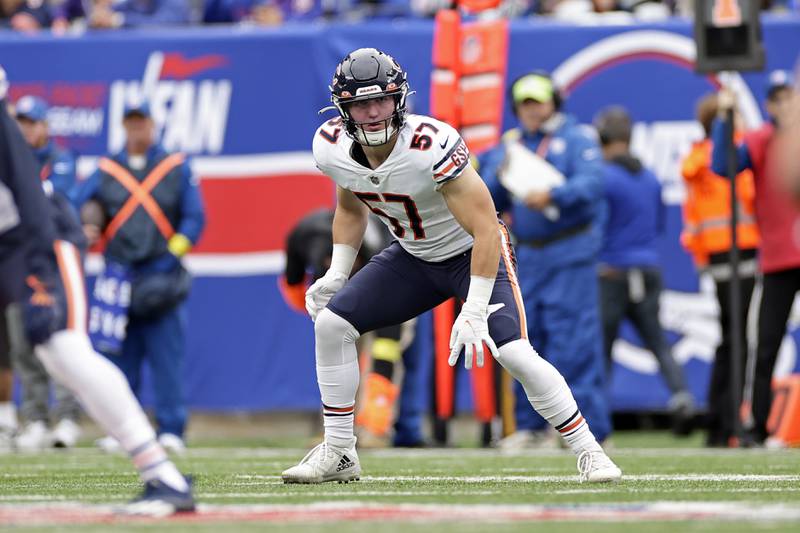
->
[[233, 473, 800, 483], [200, 491, 501, 498]]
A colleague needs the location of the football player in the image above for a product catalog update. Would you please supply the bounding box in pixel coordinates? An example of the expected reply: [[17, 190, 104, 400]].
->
[[0, 67, 193, 515], [281, 48, 621, 484]]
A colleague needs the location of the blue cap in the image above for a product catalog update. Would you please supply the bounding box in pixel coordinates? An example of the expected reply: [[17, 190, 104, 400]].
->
[[123, 100, 151, 118], [767, 70, 792, 98], [15, 95, 48, 122]]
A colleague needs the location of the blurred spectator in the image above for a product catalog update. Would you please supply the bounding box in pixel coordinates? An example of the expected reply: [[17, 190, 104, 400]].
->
[[594, 106, 694, 434], [0, 0, 53, 32], [778, 64, 800, 202], [49, 0, 91, 31], [712, 72, 800, 447], [681, 93, 759, 448], [676, 0, 798, 16], [761, 0, 798, 12], [204, 0, 355, 24], [479, 71, 610, 448], [11, 95, 84, 450], [547, 0, 671, 20], [408, 0, 451, 17], [72, 101, 205, 454], [87, 0, 192, 29], [13, 96, 77, 197]]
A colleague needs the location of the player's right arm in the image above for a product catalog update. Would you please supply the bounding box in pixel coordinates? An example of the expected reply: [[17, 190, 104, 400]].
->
[[304, 186, 368, 321], [332, 185, 368, 252]]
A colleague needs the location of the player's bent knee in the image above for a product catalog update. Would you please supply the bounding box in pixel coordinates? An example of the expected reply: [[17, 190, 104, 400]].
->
[[497, 339, 563, 383], [314, 309, 360, 345], [34, 330, 93, 384], [496, 338, 537, 363]]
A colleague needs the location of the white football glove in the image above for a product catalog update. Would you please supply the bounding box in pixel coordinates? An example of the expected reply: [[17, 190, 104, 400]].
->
[[448, 301, 504, 369], [304, 271, 349, 321]]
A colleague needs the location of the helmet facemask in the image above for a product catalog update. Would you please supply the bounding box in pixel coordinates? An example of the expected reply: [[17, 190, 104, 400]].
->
[[333, 86, 409, 147]]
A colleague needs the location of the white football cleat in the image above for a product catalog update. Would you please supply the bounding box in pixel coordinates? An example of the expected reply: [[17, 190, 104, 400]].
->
[[158, 433, 187, 456], [577, 449, 622, 483], [15, 421, 49, 452], [496, 429, 560, 451], [95, 435, 123, 454], [282, 441, 361, 484], [51, 419, 81, 448], [0, 424, 17, 452]]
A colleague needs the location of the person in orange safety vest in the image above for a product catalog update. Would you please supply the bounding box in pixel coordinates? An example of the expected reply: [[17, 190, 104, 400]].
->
[[680, 92, 759, 448]]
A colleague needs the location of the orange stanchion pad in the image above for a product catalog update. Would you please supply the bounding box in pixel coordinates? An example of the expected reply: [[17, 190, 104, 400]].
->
[[432, 10, 461, 71], [458, 0, 502, 11], [459, 19, 508, 76], [767, 374, 800, 446], [471, 351, 496, 422], [461, 80, 504, 126], [433, 300, 457, 419]]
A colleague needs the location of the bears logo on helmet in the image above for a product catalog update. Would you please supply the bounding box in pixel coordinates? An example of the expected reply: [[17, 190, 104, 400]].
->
[[328, 48, 410, 147]]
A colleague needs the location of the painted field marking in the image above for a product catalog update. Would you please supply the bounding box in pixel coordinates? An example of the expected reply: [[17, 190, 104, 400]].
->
[[1, 501, 800, 525]]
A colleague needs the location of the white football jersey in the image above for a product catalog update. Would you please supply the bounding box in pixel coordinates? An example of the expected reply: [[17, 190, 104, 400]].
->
[[313, 114, 474, 262]]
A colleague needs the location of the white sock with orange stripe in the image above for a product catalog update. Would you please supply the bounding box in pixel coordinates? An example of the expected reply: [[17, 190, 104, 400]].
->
[[496, 339, 602, 455], [35, 330, 187, 491], [315, 309, 360, 449]]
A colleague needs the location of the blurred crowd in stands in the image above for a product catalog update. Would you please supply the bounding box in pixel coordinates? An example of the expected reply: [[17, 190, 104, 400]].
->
[[1, 0, 798, 33]]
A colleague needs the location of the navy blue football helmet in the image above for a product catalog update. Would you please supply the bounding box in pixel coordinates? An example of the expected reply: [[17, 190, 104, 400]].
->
[[328, 48, 410, 146]]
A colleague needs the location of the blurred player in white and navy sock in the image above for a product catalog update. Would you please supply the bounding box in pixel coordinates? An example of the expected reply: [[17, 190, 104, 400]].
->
[[0, 66, 193, 516]]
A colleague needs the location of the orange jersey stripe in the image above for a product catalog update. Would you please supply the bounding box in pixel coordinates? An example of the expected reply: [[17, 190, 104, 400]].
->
[[66, 242, 87, 332], [434, 160, 456, 178], [53, 241, 76, 331]]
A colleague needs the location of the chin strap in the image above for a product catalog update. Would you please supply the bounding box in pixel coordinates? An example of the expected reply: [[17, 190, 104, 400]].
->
[[356, 124, 396, 146]]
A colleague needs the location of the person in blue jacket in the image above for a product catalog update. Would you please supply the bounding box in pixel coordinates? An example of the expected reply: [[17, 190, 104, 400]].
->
[[72, 101, 205, 454], [479, 71, 611, 447], [14, 96, 76, 198], [87, 0, 192, 29], [12, 95, 85, 450], [594, 106, 694, 433]]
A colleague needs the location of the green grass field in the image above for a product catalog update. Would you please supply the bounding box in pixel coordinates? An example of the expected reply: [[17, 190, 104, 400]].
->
[[1, 432, 799, 532]]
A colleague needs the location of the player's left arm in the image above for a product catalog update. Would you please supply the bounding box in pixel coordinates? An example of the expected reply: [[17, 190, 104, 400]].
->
[[441, 164, 500, 280], [442, 164, 504, 369]]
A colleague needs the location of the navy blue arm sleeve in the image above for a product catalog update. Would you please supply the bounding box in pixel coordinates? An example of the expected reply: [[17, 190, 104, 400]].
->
[[176, 161, 206, 244], [0, 102, 57, 280], [710, 119, 752, 176]]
